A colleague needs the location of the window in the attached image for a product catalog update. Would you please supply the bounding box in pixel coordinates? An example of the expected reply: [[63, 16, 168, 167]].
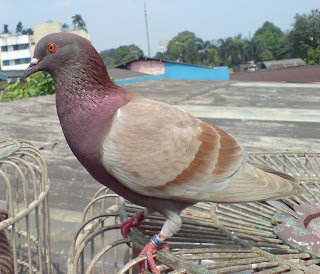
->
[[13, 44, 29, 51], [3, 60, 9, 66], [14, 58, 31, 65], [1, 46, 8, 52]]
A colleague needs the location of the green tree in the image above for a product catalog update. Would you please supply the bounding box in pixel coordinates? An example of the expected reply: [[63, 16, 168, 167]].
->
[[1, 72, 55, 102], [206, 46, 221, 67], [113, 45, 143, 65], [22, 28, 34, 35], [62, 23, 69, 31], [289, 9, 320, 59], [166, 31, 201, 64], [218, 37, 234, 66], [252, 21, 285, 61], [306, 45, 320, 65], [100, 45, 144, 66], [16, 21, 23, 34], [154, 51, 168, 60], [72, 14, 86, 31], [100, 48, 117, 66], [197, 39, 214, 65], [231, 34, 247, 65], [3, 24, 9, 34]]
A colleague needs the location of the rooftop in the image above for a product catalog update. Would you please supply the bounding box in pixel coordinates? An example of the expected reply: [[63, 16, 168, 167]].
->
[[231, 65, 320, 83], [1, 79, 319, 271]]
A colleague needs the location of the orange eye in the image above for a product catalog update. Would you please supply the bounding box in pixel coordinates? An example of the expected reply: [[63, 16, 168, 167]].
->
[[47, 43, 57, 53]]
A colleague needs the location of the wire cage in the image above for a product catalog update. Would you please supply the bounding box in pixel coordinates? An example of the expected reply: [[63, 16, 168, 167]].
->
[[68, 151, 320, 273], [0, 138, 51, 273]]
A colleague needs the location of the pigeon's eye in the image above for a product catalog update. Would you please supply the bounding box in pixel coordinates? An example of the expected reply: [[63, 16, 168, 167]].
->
[[47, 43, 57, 53]]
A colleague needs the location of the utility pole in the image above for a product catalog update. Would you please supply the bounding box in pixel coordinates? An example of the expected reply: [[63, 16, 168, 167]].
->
[[144, 2, 151, 57]]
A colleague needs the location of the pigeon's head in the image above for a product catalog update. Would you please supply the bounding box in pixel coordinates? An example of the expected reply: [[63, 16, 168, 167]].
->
[[24, 32, 96, 78]]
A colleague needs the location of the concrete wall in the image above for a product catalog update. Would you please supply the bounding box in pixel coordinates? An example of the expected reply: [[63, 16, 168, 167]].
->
[[33, 22, 62, 44], [164, 62, 229, 81], [115, 62, 229, 85], [130, 60, 165, 75]]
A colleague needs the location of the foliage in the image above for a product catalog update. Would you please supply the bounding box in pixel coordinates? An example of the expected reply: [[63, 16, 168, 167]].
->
[[306, 45, 320, 65], [289, 9, 320, 59], [16, 21, 23, 34], [3, 24, 9, 34], [62, 23, 69, 31], [166, 31, 201, 63], [154, 31, 221, 66], [100, 48, 117, 66], [252, 21, 285, 61], [22, 28, 34, 35], [100, 45, 144, 66], [1, 72, 55, 102], [72, 14, 87, 31]]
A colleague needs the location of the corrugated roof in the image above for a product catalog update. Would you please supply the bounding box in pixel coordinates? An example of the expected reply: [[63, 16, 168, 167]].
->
[[263, 58, 305, 70]]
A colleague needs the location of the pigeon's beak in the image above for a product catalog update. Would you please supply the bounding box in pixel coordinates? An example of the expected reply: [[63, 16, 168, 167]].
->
[[24, 58, 40, 78]]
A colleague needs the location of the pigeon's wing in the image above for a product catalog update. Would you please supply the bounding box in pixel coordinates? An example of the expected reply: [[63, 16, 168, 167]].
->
[[101, 96, 301, 202]]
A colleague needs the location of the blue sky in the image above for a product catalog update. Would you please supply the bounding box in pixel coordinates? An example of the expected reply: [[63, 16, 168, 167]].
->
[[1, 0, 319, 56]]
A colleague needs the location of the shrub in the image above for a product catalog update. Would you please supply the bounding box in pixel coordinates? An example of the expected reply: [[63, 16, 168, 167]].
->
[[1, 72, 55, 102]]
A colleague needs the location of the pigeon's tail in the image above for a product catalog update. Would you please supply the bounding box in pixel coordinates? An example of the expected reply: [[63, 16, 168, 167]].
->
[[249, 162, 300, 186], [205, 161, 303, 203], [249, 163, 304, 218], [264, 200, 300, 218], [248, 161, 304, 199]]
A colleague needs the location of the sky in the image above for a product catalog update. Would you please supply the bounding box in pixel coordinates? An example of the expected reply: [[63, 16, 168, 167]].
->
[[1, 0, 319, 56]]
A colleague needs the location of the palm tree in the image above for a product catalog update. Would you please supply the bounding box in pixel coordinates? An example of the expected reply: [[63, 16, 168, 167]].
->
[[232, 34, 246, 65], [207, 47, 221, 67], [197, 39, 213, 65], [218, 37, 234, 66], [72, 14, 86, 30], [244, 39, 265, 63]]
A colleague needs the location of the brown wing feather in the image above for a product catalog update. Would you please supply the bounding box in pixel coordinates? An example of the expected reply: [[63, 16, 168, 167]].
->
[[102, 96, 302, 202]]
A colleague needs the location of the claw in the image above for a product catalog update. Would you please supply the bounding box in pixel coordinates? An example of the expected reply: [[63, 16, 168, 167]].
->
[[121, 211, 145, 238], [138, 233, 168, 274]]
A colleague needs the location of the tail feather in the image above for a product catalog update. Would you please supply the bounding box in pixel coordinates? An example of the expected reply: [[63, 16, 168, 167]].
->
[[207, 161, 303, 203], [249, 162, 299, 185], [265, 200, 300, 218]]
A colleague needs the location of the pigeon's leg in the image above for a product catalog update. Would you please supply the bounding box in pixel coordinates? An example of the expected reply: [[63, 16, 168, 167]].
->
[[138, 210, 182, 274], [121, 208, 153, 238]]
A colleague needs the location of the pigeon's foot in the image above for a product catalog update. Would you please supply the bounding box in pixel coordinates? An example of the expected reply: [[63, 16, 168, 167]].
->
[[121, 210, 145, 238], [138, 233, 168, 274]]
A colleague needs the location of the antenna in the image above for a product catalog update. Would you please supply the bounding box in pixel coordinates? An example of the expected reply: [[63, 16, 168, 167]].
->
[[144, 2, 151, 57]]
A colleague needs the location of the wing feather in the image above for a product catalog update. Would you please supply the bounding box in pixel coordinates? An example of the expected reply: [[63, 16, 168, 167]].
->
[[101, 96, 302, 202]]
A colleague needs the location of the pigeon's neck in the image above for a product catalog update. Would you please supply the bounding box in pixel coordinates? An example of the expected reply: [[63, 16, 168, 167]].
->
[[54, 69, 133, 168]]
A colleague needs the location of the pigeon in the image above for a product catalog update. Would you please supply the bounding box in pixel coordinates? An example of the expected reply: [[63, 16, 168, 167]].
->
[[24, 33, 303, 274]]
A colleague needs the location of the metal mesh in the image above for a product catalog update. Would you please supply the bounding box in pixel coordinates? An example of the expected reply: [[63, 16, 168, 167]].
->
[[68, 152, 320, 273], [0, 138, 51, 273]]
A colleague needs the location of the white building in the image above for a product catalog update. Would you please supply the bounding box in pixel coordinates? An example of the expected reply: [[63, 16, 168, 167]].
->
[[0, 34, 34, 70], [0, 22, 91, 71]]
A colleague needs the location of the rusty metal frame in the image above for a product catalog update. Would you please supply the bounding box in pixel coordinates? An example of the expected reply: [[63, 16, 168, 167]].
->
[[0, 138, 51, 273]]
